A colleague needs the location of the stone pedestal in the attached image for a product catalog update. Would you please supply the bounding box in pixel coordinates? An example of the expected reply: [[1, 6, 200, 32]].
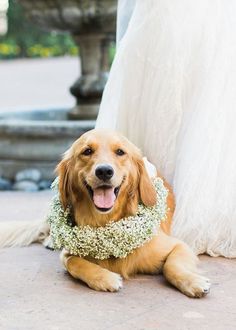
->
[[69, 34, 111, 119]]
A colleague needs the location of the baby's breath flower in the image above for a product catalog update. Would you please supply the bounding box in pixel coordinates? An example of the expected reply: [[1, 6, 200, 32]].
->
[[47, 177, 168, 260]]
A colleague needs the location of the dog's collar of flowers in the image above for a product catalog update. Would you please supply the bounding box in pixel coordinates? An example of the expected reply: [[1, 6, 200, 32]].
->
[[47, 177, 168, 260]]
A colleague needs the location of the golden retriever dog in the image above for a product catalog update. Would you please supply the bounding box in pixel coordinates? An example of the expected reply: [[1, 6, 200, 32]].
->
[[0, 130, 210, 297]]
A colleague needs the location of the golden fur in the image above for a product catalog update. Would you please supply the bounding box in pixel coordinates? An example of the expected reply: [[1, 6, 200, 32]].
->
[[57, 130, 210, 297]]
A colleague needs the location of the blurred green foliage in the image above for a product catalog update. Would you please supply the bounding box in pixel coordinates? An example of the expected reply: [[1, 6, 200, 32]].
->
[[109, 44, 116, 64], [0, 0, 78, 59]]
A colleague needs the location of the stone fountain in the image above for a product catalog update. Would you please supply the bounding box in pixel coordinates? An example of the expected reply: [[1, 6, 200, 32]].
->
[[18, 0, 117, 119], [0, 0, 117, 187]]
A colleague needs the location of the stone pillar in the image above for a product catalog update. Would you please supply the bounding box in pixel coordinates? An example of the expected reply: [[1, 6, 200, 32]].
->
[[69, 33, 113, 120]]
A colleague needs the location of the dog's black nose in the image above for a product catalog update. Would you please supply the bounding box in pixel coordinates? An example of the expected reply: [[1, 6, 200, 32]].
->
[[95, 165, 114, 181]]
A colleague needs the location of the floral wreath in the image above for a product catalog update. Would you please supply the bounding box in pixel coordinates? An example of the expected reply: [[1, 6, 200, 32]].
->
[[47, 177, 168, 260]]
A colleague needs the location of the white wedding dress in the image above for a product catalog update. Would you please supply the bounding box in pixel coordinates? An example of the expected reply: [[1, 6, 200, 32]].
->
[[96, 0, 236, 257]]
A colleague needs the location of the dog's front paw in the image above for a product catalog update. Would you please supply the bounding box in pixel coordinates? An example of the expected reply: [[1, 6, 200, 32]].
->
[[180, 274, 211, 298], [88, 270, 123, 292]]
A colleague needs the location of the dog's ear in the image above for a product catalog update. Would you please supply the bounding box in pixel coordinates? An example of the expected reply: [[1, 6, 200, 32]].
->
[[56, 156, 72, 210], [137, 158, 156, 207]]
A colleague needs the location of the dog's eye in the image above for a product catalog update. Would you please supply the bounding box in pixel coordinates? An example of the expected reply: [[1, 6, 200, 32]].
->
[[82, 148, 93, 156], [115, 149, 125, 156]]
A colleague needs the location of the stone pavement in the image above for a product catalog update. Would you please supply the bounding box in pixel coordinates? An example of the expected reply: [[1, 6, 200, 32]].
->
[[0, 191, 236, 330], [0, 57, 78, 112]]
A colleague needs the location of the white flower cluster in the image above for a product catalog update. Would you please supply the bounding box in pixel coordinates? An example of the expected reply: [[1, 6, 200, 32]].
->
[[47, 177, 168, 259]]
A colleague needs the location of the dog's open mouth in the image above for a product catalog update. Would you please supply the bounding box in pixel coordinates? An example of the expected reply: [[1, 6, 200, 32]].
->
[[84, 182, 121, 212]]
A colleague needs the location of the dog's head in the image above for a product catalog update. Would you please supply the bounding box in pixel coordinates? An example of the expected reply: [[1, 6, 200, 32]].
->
[[57, 130, 156, 223]]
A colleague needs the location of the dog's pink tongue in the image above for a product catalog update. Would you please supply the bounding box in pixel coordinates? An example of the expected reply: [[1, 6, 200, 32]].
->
[[93, 188, 116, 209]]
